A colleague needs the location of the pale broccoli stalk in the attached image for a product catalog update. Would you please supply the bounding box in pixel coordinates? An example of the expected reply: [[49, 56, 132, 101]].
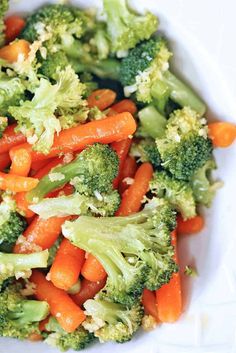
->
[[120, 38, 206, 115], [103, 0, 158, 53], [9, 66, 88, 154], [30, 191, 120, 218], [83, 298, 143, 343], [137, 105, 167, 138], [0, 250, 49, 285]]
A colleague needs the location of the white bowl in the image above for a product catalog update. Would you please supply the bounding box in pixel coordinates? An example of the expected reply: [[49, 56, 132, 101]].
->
[[2, 1, 236, 352]]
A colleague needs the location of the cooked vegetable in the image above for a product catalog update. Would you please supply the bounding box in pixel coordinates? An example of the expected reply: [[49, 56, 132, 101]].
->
[[208, 122, 236, 147], [177, 214, 204, 235], [0, 124, 26, 154], [9, 147, 32, 176], [81, 254, 107, 282], [83, 297, 143, 342], [120, 38, 206, 115], [0, 172, 38, 192], [63, 198, 177, 305], [0, 0, 9, 46], [71, 277, 107, 308], [4, 15, 25, 43], [0, 39, 30, 63], [111, 138, 132, 188], [0, 283, 49, 339]]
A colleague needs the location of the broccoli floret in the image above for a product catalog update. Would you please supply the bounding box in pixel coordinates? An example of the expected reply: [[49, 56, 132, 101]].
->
[[103, 0, 158, 53], [21, 4, 89, 47], [190, 159, 222, 207], [30, 190, 120, 218], [156, 107, 213, 180], [62, 198, 177, 303], [120, 38, 206, 115], [130, 138, 162, 169], [83, 297, 143, 343], [38, 51, 68, 80], [0, 0, 8, 46], [0, 211, 27, 252], [0, 283, 49, 339], [0, 250, 48, 285], [0, 73, 27, 116], [150, 171, 196, 220], [27, 143, 119, 202], [44, 316, 94, 352], [9, 66, 88, 154], [0, 116, 7, 137], [137, 105, 167, 139]]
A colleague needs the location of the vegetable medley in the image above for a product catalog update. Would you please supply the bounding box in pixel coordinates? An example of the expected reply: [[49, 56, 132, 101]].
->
[[0, 0, 235, 351]]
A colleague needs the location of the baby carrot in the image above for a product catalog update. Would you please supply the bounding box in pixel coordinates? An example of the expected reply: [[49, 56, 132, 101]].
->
[[0, 171, 38, 192], [116, 162, 153, 216], [14, 215, 71, 253], [30, 270, 86, 333], [108, 99, 137, 116], [81, 254, 107, 282], [0, 39, 30, 63], [156, 230, 182, 323], [87, 89, 116, 111], [177, 214, 204, 235], [71, 277, 107, 307], [50, 238, 85, 291], [0, 153, 11, 171], [111, 138, 132, 188], [208, 122, 236, 147], [10, 147, 32, 176], [15, 192, 35, 218], [142, 289, 159, 322], [0, 124, 26, 154], [118, 155, 137, 194], [10, 113, 137, 162], [4, 15, 26, 43]]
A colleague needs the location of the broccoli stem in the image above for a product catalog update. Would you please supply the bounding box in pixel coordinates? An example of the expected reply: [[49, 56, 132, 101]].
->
[[138, 105, 167, 138], [0, 250, 49, 272], [9, 300, 49, 324], [162, 71, 206, 116]]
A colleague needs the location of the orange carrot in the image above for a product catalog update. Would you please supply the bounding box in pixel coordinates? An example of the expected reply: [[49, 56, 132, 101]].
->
[[9, 147, 32, 176], [116, 162, 153, 216], [50, 239, 85, 291], [118, 155, 137, 194], [34, 157, 64, 179], [14, 215, 71, 253], [108, 99, 137, 116], [87, 89, 116, 111], [15, 192, 35, 218], [81, 254, 107, 282], [156, 230, 182, 323], [10, 113, 137, 162], [142, 289, 159, 322], [0, 153, 11, 171], [39, 317, 49, 332], [208, 122, 236, 148], [111, 138, 132, 188], [31, 159, 54, 175], [0, 124, 26, 154], [4, 15, 26, 43], [30, 270, 86, 333], [28, 333, 43, 341], [71, 277, 107, 307], [0, 171, 38, 192], [177, 214, 204, 235], [0, 39, 30, 63]]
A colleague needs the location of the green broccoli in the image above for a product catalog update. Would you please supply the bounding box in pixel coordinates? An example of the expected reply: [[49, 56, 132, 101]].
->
[[0, 211, 27, 252], [150, 171, 196, 220], [120, 38, 206, 115], [0, 0, 8, 46], [62, 198, 177, 304], [0, 283, 49, 339], [0, 73, 27, 116], [30, 190, 120, 218], [27, 143, 119, 202], [0, 117, 7, 138], [190, 159, 222, 207], [83, 297, 143, 343], [9, 66, 88, 154], [103, 0, 158, 53], [130, 138, 162, 169], [44, 316, 94, 351], [0, 250, 48, 285], [38, 51, 69, 80], [156, 107, 213, 180]]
